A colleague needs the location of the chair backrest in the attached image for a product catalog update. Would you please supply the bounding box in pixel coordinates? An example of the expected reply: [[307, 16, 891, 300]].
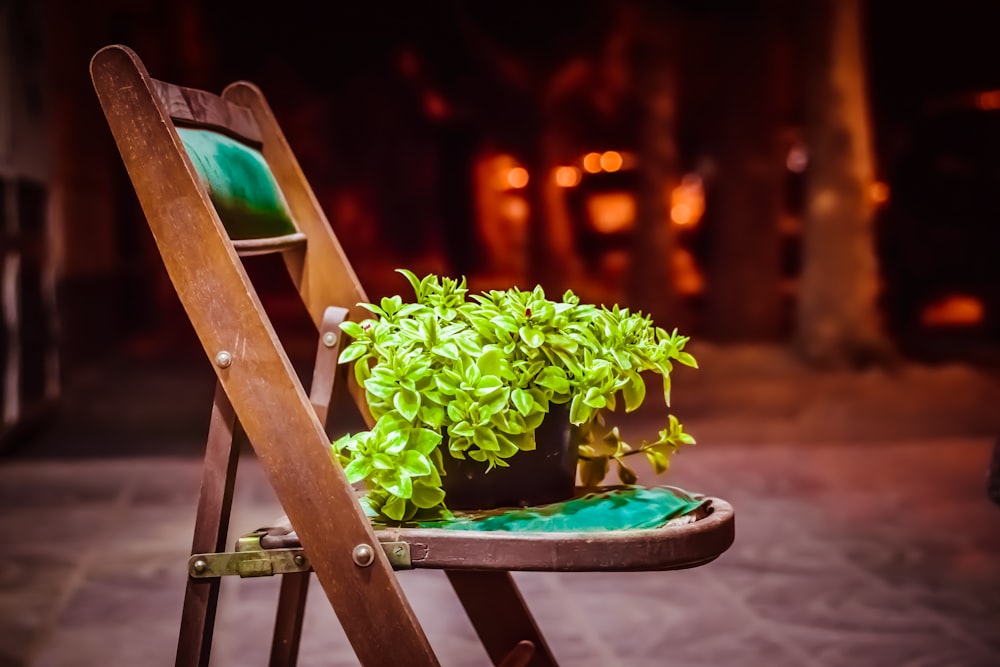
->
[[90, 44, 440, 665]]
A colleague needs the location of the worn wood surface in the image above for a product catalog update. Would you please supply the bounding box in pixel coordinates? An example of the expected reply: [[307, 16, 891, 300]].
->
[[90, 44, 438, 667], [446, 571, 555, 667], [175, 383, 240, 667], [150, 78, 262, 145], [269, 306, 347, 666], [260, 498, 735, 572]]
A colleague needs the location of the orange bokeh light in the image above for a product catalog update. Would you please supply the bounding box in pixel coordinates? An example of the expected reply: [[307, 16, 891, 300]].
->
[[599, 151, 623, 172], [554, 166, 582, 187], [586, 192, 635, 234], [582, 152, 603, 173], [670, 174, 705, 227], [870, 181, 890, 204], [921, 294, 984, 327], [506, 167, 529, 189]]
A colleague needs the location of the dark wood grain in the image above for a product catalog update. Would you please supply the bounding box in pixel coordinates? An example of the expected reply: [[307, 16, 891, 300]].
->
[[151, 78, 262, 145]]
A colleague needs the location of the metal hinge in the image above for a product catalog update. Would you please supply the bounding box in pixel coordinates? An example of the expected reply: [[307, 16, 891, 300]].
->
[[187, 533, 412, 578]]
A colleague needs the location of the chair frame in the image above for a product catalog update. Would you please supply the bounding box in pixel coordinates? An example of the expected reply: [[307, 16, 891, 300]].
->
[[89, 43, 734, 667]]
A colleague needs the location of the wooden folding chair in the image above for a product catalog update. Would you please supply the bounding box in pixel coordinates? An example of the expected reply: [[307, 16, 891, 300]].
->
[[89, 44, 735, 667]]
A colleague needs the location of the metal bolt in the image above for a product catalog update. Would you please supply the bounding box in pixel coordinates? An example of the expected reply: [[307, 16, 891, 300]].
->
[[352, 544, 375, 567], [192, 559, 208, 574], [293, 554, 306, 567], [215, 351, 232, 368], [322, 331, 337, 348]]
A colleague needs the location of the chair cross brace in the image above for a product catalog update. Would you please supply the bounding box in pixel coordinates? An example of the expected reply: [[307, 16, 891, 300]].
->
[[188, 539, 413, 578]]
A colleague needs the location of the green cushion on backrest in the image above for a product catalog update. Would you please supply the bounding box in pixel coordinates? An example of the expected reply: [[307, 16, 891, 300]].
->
[[176, 127, 298, 240], [413, 486, 708, 532]]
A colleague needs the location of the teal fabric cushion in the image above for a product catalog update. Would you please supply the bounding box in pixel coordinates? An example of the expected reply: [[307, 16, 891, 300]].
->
[[405, 486, 708, 532], [176, 127, 297, 240]]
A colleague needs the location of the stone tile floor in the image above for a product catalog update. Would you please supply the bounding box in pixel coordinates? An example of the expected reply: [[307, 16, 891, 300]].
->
[[2, 346, 1000, 666]]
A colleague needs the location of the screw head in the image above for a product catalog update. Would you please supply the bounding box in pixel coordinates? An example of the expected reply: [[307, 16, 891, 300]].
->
[[322, 332, 337, 348], [352, 544, 375, 567], [192, 559, 208, 574], [293, 554, 306, 567], [215, 351, 232, 368]]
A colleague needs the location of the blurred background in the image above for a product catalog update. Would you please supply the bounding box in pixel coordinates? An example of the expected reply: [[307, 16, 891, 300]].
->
[[3, 3, 1000, 665], [1, 0, 1000, 444]]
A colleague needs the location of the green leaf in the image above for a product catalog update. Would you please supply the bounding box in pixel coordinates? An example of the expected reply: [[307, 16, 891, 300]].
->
[[449, 420, 475, 438], [448, 436, 471, 455], [435, 371, 462, 395], [339, 321, 365, 338], [343, 457, 373, 483], [396, 268, 422, 296], [418, 403, 445, 429], [473, 426, 500, 451], [408, 427, 443, 455], [646, 449, 670, 474], [433, 342, 460, 361], [399, 450, 432, 476], [622, 372, 646, 412], [382, 430, 408, 454], [393, 387, 421, 421], [511, 388, 535, 416], [337, 343, 367, 364], [382, 471, 413, 499], [616, 460, 638, 485], [535, 367, 570, 394], [353, 358, 372, 385], [579, 456, 608, 487], [372, 454, 394, 470], [490, 315, 519, 332], [519, 326, 545, 348], [545, 334, 578, 352], [676, 351, 698, 368], [364, 377, 397, 401], [410, 482, 446, 509], [494, 431, 519, 457], [569, 393, 592, 424], [582, 386, 607, 409], [477, 347, 503, 377], [383, 494, 408, 521]]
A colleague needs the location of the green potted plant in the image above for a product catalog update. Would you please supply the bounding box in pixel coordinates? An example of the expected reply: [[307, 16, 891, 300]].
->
[[332, 269, 698, 523]]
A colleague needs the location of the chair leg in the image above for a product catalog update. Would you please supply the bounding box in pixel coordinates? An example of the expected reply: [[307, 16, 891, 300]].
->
[[267, 306, 345, 666], [269, 572, 311, 667], [176, 383, 241, 667], [446, 570, 559, 667]]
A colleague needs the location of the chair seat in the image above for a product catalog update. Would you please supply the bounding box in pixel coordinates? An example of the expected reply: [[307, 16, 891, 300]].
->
[[253, 486, 735, 572]]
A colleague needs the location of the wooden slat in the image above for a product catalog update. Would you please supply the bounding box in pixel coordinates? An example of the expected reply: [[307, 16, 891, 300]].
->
[[150, 78, 262, 145], [232, 232, 307, 257]]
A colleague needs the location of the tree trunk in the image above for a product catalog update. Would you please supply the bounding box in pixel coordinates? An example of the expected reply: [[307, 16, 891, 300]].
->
[[628, 15, 683, 328], [702, 7, 785, 342], [796, 0, 893, 367]]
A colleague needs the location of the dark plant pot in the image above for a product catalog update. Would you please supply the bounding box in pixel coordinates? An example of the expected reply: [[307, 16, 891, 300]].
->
[[442, 405, 580, 510]]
